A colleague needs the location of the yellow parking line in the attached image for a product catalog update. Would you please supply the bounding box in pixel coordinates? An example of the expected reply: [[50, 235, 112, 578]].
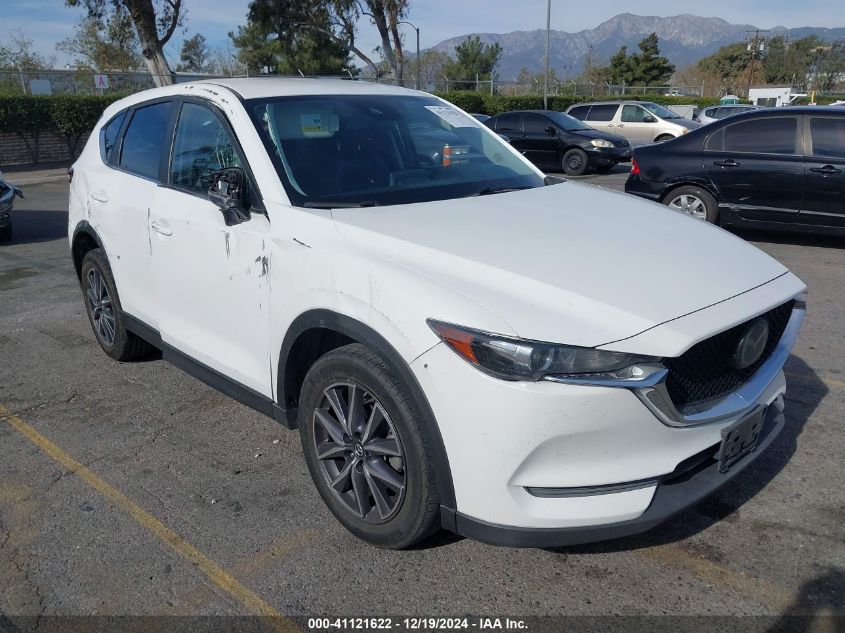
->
[[0, 404, 299, 633]]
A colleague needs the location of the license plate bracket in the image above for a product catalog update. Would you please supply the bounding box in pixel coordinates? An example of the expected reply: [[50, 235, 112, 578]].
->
[[717, 407, 766, 474]]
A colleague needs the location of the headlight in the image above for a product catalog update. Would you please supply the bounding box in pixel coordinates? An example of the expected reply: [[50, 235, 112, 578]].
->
[[427, 320, 661, 382], [590, 139, 614, 148]]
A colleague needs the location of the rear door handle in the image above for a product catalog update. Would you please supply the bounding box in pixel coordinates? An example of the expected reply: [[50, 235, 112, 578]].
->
[[150, 220, 172, 236], [713, 159, 740, 167], [809, 165, 841, 176], [90, 190, 108, 203]]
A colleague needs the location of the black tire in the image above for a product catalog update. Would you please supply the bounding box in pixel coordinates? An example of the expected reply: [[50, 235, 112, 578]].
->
[[0, 224, 11, 242], [655, 134, 675, 142], [562, 148, 589, 176], [298, 343, 441, 549], [80, 249, 151, 361], [661, 185, 719, 224]]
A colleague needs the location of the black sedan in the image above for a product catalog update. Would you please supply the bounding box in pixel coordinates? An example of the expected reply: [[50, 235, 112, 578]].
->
[[484, 110, 631, 175], [625, 106, 845, 235]]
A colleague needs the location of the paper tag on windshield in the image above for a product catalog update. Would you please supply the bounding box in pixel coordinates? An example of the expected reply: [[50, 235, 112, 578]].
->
[[425, 105, 474, 128], [301, 114, 324, 133]]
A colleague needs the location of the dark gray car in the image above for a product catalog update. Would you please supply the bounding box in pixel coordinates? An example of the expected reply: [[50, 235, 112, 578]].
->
[[0, 175, 24, 242]]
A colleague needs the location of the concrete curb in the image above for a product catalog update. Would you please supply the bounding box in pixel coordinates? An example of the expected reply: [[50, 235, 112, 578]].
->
[[7, 174, 68, 187]]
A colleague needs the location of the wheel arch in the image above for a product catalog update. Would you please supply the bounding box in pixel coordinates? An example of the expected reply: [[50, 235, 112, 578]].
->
[[278, 309, 456, 509], [659, 180, 719, 205], [71, 221, 105, 281]]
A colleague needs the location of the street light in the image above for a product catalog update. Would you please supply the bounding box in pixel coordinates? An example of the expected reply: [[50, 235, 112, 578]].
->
[[398, 20, 420, 90], [544, 0, 551, 109]]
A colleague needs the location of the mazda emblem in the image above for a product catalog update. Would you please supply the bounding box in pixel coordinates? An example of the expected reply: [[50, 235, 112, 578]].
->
[[734, 318, 770, 370]]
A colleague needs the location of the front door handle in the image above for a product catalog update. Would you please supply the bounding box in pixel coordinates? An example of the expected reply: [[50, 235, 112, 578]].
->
[[809, 165, 841, 176], [150, 220, 172, 236], [617, 124, 625, 128], [713, 159, 740, 167], [90, 190, 108, 203]]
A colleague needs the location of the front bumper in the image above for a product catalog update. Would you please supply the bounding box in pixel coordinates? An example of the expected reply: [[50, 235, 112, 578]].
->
[[413, 285, 804, 546], [443, 399, 785, 547], [587, 146, 632, 165]]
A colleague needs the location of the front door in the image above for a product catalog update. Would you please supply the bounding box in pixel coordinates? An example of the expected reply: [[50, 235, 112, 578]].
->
[[150, 100, 273, 396], [801, 115, 845, 228], [617, 104, 657, 144], [704, 116, 804, 223]]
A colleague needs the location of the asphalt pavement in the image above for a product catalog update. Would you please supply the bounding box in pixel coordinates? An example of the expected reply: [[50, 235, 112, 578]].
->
[[0, 177, 843, 631]]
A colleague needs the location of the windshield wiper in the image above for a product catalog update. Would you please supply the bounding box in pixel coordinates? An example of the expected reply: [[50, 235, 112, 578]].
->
[[467, 186, 534, 197], [303, 200, 380, 209]]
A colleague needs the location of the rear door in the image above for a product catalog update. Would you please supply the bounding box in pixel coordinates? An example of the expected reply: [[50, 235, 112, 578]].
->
[[583, 104, 619, 135], [494, 113, 525, 154], [520, 113, 557, 166], [704, 116, 804, 223], [801, 115, 845, 229], [91, 99, 174, 329]]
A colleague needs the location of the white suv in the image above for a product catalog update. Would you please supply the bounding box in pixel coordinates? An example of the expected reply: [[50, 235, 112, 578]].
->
[[69, 79, 806, 549]]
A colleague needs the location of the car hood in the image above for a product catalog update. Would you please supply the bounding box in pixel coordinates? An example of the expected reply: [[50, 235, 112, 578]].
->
[[330, 183, 789, 347], [571, 128, 629, 144]]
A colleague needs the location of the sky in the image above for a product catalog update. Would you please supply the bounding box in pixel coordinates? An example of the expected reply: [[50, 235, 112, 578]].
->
[[4, 0, 843, 69]]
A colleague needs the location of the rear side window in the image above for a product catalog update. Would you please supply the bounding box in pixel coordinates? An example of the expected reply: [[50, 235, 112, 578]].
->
[[585, 104, 618, 122], [810, 118, 845, 159], [170, 102, 243, 193], [495, 113, 521, 132], [119, 101, 173, 180], [705, 127, 724, 151], [723, 117, 797, 155], [568, 106, 589, 120], [100, 110, 126, 163]]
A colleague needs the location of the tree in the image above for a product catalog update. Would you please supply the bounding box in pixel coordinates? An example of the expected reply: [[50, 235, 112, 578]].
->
[[57, 6, 144, 70], [65, 0, 184, 86], [696, 42, 751, 94], [442, 36, 502, 83], [0, 30, 56, 70], [601, 34, 674, 86], [178, 33, 211, 73], [415, 49, 449, 87], [210, 43, 247, 77], [629, 33, 674, 85], [230, 0, 354, 75], [811, 41, 845, 91]]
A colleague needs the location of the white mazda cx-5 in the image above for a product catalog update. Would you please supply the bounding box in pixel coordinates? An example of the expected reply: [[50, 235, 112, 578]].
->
[[68, 78, 806, 548]]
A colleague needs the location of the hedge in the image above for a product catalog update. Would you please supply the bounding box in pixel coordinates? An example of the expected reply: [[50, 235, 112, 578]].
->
[[0, 94, 125, 163], [434, 91, 722, 115]]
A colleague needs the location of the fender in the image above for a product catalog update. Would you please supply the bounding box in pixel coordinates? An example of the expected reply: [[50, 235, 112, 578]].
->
[[278, 309, 456, 510], [70, 220, 106, 279]]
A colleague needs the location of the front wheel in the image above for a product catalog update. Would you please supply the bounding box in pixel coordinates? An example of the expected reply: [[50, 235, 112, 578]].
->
[[562, 148, 589, 176], [662, 186, 719, 223], [655, 134, 675, 142], [298, 343, 441, 549]]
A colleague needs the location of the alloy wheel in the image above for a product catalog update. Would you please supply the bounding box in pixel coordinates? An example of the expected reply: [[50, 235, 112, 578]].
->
[[668, 194, 707, 220], [312, 382, 406, 524], [86, 268, 115, 347]]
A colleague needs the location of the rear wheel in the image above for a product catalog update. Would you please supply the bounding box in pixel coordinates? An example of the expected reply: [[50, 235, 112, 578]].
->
[[298, 343, 441, 549], [562, 148, 589, 176], [662, 186, 719, 223], [80, 249, 151, 361]]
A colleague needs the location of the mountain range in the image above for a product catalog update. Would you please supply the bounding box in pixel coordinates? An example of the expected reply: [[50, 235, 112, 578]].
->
[[429, 13, 845, 80]]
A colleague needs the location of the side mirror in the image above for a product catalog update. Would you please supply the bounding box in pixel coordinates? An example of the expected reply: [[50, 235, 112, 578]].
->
[[545, 125, 557, 136], [208, 167, 250, 226], [643, 115, 657, 123]]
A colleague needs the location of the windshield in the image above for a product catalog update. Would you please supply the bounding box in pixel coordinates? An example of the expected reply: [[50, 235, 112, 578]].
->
[[642, 102, 682, 119], [247, 94, 543, 207], [545, 111, 590, 131]]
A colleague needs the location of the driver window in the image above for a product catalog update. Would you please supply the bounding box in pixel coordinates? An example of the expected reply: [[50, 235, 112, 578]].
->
[[171, 102, 243, 194], [621, 105, 649, 123]]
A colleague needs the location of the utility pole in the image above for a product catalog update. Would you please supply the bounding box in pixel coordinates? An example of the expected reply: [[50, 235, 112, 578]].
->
[[399, 20, 420, 90], [544, 0, 551, 109], [745, 29, 769, 97]]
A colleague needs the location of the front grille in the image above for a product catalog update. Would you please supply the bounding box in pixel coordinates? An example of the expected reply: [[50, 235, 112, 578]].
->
[[664, 300, 795, 410]]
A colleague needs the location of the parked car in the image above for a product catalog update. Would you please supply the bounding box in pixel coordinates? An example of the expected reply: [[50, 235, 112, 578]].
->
[[696, 104, 762, 125], [0, 174, 24, 242], [484, 110, 631, 175], [69, 79, 805, 549], [626, 106, 845, 235], [566, 101, 702, 144], [470, 113, 490, 122]]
